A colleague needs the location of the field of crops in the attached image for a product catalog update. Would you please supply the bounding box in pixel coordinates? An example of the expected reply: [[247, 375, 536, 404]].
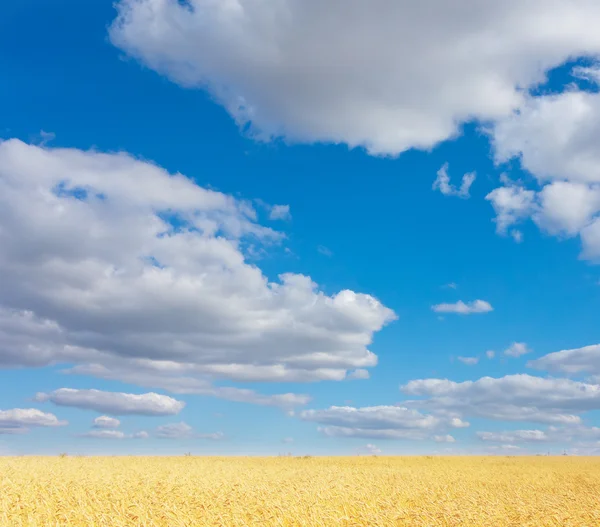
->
[[1, 456, 599, 526]]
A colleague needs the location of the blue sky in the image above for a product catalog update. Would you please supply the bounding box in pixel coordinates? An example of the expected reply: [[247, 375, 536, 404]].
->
[[1, 0, 600, 456]]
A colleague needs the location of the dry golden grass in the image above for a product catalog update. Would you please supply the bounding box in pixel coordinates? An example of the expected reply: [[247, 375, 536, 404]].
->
[[2, 455, 600, 526]]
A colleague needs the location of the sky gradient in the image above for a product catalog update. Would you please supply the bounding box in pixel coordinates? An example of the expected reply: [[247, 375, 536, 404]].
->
[[1, 0, 600, 456]]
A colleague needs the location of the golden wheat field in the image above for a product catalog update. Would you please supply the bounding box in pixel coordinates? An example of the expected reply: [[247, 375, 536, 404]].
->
[[1, 456, 600, 527]]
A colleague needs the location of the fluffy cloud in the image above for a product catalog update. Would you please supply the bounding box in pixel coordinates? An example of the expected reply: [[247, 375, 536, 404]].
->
[[92, 416, 121, 429], [300, 405, 464, 441], [485, 184, 536, 235], [35, 388, 185, 416], [486, 350, 496, 359], [401, 374, 600, 425], [528, 343, 600, 375], [504, 342, 531, 358], [433, 164, 476, 199], [432, 300, 493, 315], [110, 1, 600, 155], [0, 408, 67, 434], [489, 75, 600, 259], [0, 139, 396, 403]]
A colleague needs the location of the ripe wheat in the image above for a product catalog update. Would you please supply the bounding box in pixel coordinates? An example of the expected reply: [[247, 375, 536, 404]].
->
[[1, 456, 600, 526]]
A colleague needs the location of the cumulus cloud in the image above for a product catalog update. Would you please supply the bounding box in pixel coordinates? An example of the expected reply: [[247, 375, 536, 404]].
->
[[35, 388, 185, 416], [433, 164, 476, 199], [0, 139, 396, 403], [528, 343, 600, 375], [504, 342, 531, 358], [0, 408, 67, 434], [489, 74, 600, 259], [132, 431, 149, 439], [401, 374, 600, 425], [300, 405, 462, 441], [432, 300, 493, 315], [110, 0, 600, 156], [486, 350, 496, 359], [485, 184, 536, 235], [92, 416, 121, 429]]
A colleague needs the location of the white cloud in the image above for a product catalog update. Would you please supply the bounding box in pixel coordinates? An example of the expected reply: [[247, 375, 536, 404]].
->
[[444, 283, 458, 290], [457, 356, 479, 366], [493, 86, 600, 185], [63, 362, 311, 411], [477, 425, 600, 449], [450, 418, 470, 429], [0, 139, 396, 400], [269, 204, 291, 221], [92, 416, 121, 429], [489, 78, 600, 259], [401, 374, 600, 425], [301, 405, 461, 441], [476, 430, 548, 443], [35, 388, 185, 416], [132, 430, 149, 439], [504, 342, 531, 358], [432, 300, 493, 315], [155, 422, 194, 439], [0, 408, 67, 434], [528, 343, 600, 375], [81, 429, 127, 440], [433, 164, 476, 199], [485, 184, 536, 235], [110, 0, 600, 156], [282, 437, 294, 444], [486, 350, 496, 359], [534, 182, 600, 237]]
